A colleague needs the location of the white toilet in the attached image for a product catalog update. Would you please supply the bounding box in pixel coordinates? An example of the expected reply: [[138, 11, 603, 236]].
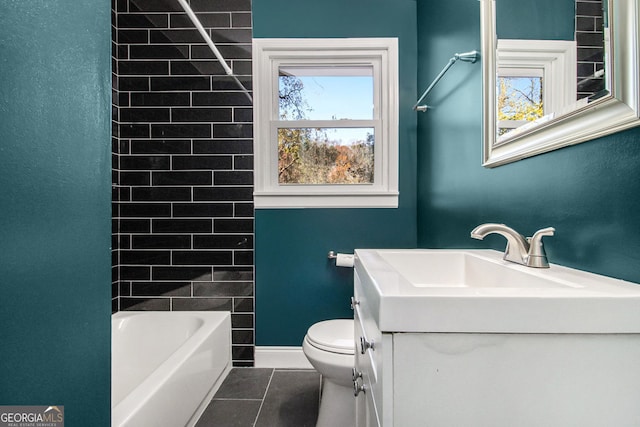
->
[[303, 319, 355, 427]]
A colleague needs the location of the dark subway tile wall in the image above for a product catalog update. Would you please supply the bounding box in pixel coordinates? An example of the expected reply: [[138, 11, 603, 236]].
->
[[575, 0, 605, 99], [112, 0, 120, 313], [112, 0, 254, 366]]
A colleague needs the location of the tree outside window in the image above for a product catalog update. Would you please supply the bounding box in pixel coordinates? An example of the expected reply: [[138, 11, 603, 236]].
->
[[277, 70, 375, 185]]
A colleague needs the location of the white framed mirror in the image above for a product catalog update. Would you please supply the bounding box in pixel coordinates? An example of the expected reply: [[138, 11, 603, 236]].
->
[[481, 0, 640, 167]]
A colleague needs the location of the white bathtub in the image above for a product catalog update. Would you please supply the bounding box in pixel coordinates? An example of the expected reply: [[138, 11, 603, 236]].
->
[[112, 311, 232, 427]]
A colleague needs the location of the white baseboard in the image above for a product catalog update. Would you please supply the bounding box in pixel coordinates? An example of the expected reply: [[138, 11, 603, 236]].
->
[[254, 346, 313, 369]]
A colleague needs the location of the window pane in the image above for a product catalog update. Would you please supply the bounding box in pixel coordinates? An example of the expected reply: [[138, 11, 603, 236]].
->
[[497, 75, 543, 122], [496, 75, 544, 139], [278, 127, 374, 184], [278, 66, 374, 120]]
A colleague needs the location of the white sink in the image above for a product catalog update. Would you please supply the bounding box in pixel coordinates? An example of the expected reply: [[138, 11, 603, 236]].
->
[[354, 249, 640, 333]]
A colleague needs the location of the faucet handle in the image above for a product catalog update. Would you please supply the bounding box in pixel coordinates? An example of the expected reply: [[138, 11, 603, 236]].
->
[[530, 227, 555, 242], [526, 227, 555, 268]]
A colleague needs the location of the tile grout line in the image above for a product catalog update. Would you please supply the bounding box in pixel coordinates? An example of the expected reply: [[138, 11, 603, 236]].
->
[[252, 368, 275, 427], [211, 398, 263, 402]]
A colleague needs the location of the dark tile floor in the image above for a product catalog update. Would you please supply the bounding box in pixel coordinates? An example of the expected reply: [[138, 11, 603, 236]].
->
[[195, 368, 321, 427]]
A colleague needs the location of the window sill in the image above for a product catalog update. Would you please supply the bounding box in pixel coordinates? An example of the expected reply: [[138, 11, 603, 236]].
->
[[254, 192, 399, 209]]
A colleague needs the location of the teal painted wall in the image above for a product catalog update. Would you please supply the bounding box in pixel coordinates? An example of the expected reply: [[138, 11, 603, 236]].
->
[[253, 0, 418, 345], [0, 0, 111, 423], [416, 0, 640, 285], [497, 0, 575, 40]]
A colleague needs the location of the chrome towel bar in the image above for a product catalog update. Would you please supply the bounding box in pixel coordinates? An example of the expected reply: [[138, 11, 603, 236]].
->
[[413, 50, 479, 112]]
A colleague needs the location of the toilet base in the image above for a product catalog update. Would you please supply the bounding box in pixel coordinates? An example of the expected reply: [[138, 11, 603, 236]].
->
[[316, 377, 355, 427]]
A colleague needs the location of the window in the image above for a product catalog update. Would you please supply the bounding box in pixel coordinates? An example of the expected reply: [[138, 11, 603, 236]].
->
[[496, 39, 576, 143], [253, 38, 399, 208], [497, 68, 544, 137]]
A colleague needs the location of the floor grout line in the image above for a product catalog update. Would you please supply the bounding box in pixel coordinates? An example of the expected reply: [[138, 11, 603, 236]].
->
[[251, 368, 275, 427], [211, 397, 263, 401]]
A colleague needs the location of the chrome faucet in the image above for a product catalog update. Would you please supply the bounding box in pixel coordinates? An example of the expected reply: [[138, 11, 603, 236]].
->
[[470, 223, 555, 268]]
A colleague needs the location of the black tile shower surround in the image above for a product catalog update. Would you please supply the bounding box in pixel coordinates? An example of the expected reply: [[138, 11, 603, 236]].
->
[[112, 0, 254, 365], [575, 0, 605, 99], [112, 0, 120, 315]]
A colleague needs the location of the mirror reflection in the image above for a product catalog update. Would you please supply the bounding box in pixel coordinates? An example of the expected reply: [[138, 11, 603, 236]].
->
[[495, 0, 609, 143]]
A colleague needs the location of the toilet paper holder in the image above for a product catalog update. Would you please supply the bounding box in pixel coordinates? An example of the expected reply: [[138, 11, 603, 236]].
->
[[328, 251, 353, 259], [327, 251, 355, 267]]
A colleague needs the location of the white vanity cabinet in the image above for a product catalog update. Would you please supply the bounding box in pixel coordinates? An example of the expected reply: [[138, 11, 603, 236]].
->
[[353, 249, 640, 427]]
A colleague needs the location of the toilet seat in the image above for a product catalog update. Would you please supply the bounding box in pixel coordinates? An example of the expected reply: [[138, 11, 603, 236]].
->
[[305, 319, 354, 355]]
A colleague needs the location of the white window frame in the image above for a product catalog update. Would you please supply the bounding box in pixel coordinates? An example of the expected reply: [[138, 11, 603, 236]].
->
[[496, 39, 576, 144], [252, 38, 399, 209]]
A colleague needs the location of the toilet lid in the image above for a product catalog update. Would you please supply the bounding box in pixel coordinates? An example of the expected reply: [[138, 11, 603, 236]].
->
[[306, 319, 354, 355]]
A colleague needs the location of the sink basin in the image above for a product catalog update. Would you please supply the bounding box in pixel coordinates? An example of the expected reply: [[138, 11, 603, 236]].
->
[[378, 250, 580, 289], [354, 249, 640, 333]]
